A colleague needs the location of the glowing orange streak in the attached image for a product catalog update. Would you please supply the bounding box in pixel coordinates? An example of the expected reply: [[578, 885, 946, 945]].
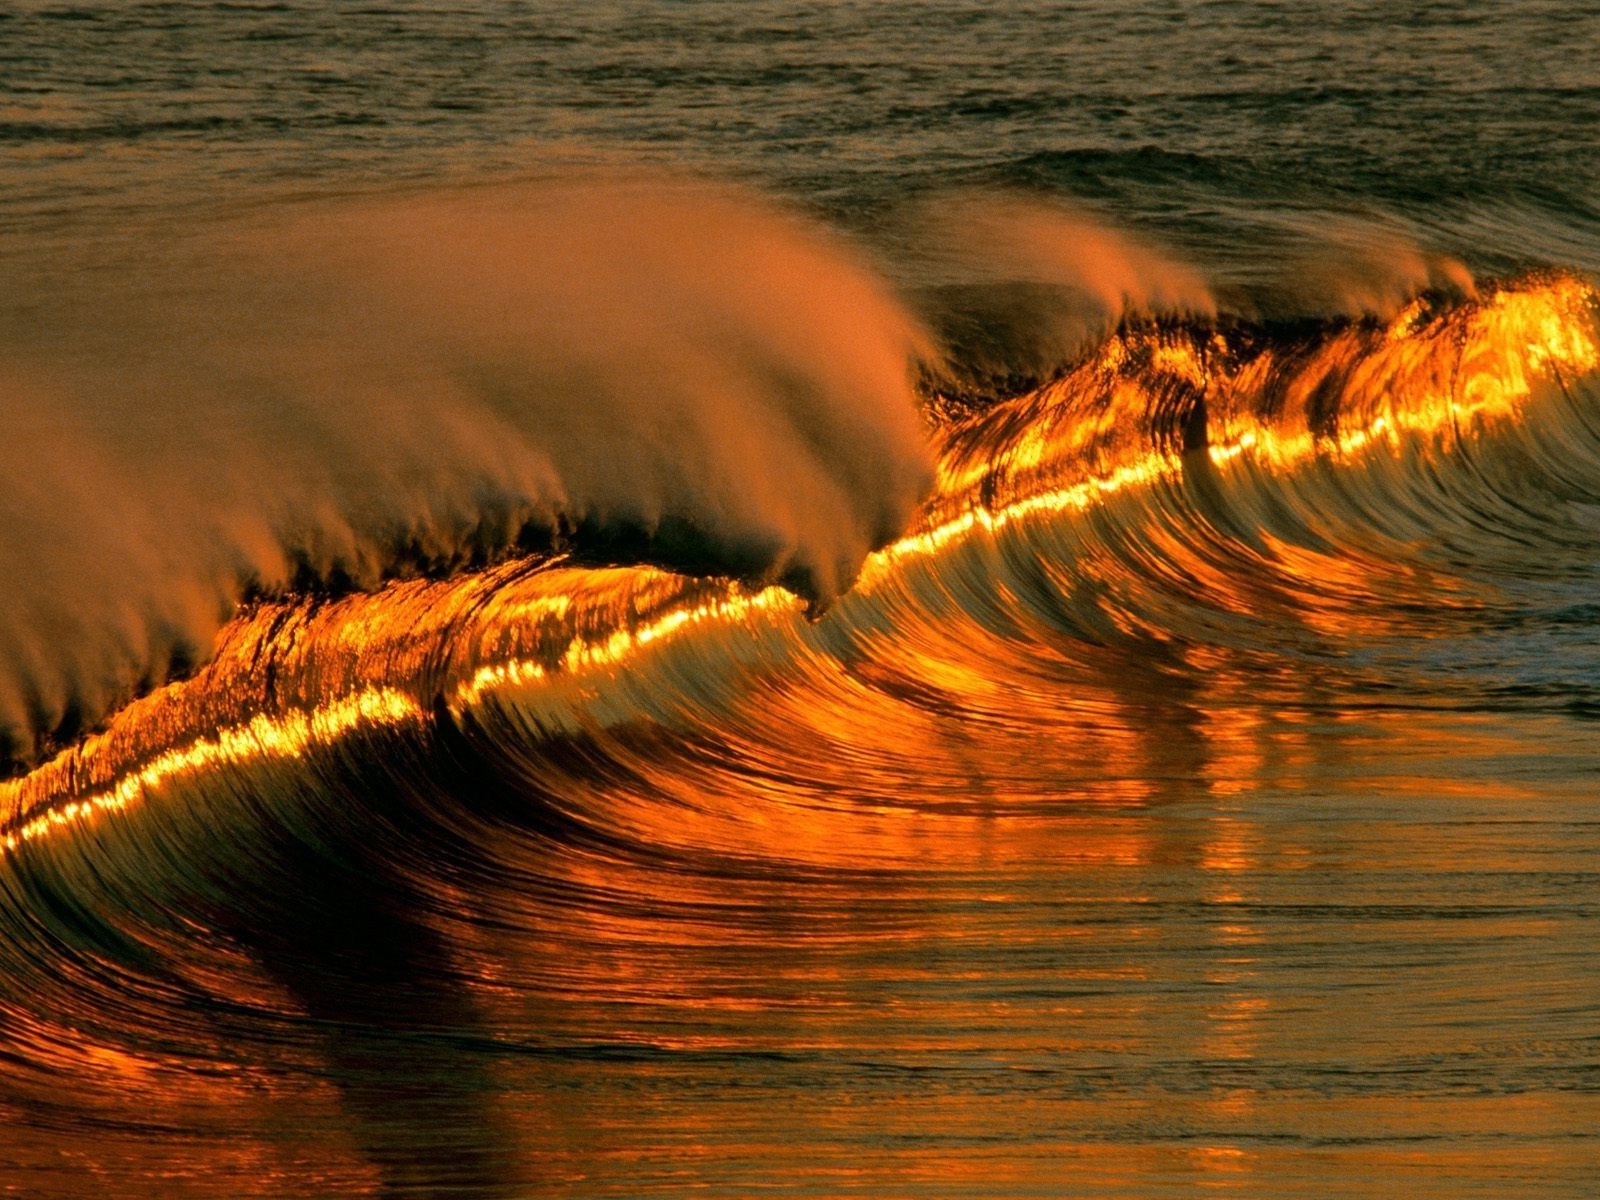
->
[[1, 688, 421, 851], [450, 584, 799, 711], [857, 454, 1178, 588], [0, 278, 1595, 853], [867, 279, 1600, 584]]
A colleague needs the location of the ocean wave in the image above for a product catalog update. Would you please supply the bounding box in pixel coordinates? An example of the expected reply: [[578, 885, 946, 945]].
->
[[2, 173, 1559, 773], [4, 272, 1595, 847], [1, 265, 1597, 1198]]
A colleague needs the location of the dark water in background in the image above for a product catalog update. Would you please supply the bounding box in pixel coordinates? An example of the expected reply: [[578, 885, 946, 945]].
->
[[5, 0, 1600, 265], [3, 3, 1600, 1197]]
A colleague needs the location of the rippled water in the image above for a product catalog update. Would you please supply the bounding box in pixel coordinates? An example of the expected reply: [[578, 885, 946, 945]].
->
[[3, 3, 1599, 1198], [5, 1, 1599, 260]]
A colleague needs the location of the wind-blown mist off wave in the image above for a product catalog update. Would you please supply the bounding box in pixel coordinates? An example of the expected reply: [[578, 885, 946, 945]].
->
[[4, 273, 1596, 845], [886, 192, 1477, 398], [0, 173, 935, 764]]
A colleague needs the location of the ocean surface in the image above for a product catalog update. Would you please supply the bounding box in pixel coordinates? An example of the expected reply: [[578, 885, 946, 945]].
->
[[2, 3, 1600, 1197]]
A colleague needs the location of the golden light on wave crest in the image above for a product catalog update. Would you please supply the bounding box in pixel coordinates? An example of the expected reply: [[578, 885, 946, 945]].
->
[[450, 584, 797, 711], [2, 689, 420, 851], [1, 277, 1596, 852], [861, 277, 1599, 588]]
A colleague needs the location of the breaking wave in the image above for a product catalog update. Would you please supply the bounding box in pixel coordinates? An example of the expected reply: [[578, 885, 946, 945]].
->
[[5, 272, 1597, 842], [1, 233, 1597, 1193], [0, 171, 935, 764], [0, 176, 1526, 772]]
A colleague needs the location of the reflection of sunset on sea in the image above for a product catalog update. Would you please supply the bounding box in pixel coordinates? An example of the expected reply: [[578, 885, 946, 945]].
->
[[3, 4, 1600, 1198]]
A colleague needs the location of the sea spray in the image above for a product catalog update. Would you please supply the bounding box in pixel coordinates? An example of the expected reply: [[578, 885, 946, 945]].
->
[[0, 172, 934, 764]]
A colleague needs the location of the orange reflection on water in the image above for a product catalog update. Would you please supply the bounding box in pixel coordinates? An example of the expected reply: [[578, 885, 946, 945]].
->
[[2, 608, 1597, 1195]]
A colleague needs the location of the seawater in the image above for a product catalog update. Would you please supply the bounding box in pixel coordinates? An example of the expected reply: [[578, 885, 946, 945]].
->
[[1, 3, 1599, 1198]]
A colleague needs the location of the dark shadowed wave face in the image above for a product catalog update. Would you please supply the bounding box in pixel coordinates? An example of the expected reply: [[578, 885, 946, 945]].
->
[[2, 4, 1599, 1198]]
